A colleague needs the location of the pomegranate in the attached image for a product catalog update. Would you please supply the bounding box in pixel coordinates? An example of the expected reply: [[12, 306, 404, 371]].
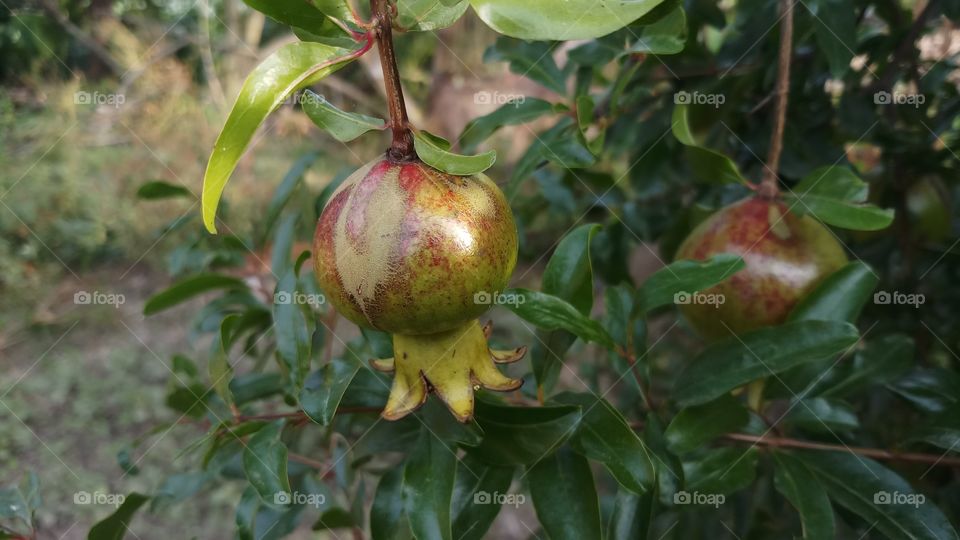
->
[[675, 196, 848, 339], [313, 155, 525, 421]]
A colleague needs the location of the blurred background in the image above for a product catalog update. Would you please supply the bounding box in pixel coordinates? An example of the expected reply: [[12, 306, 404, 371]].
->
[[3, 0, 960, 538]]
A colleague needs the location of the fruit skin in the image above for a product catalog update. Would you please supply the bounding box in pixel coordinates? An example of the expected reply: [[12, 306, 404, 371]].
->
[[313, 156, 518, 335], [675, 196, 848, 340]]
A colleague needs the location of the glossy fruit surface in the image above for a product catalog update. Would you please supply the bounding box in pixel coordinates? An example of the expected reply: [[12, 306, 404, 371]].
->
[[313, 156, 518, 335], [675, 196, 848, 339]]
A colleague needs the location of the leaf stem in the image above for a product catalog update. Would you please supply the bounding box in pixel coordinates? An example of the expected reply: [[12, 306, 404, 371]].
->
[[759, 0, 794, 199], [371, 0, 416, 162]]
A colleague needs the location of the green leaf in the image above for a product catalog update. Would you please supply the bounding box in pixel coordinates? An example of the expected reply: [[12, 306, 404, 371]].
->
[[470, 0, 666, 40], [787, 166, 894, 231], [909, 403, 960, 452], [270, 212, 299, 278], [554, 392, 655, 494], [300, 357, 361, 425], [202, 41, 363, 233], [682, 447, 758, 495], [419, 400, 485, 447], [135, 180, 191, 200], [542, 224, 601, 315], [818, 334, 913, 397], [396, 0, 469, 31], [772, 452, 835, 540], [532, 223, 601, 392], [412, 130, 496, 175], [786, 193, 895, 231], [673, 320, 860, 407], [302, 90, 385, 142], [403, 430, 457, 540], [87, 493, 150, 540], [671, 104, 747, 185], [507, 119, 594, 197], [608, 488, 655, 540], [528, 447, 602, 540], [242, 0, 331, 33], [243, 421, 291, 506], [626, 0, 687, 55], [274, 270, 312, 395], [665, 394, 749, 455], [483, 38, 566, 94], [371, 468, 408, 540], [143, 274, 246, 315], [468, 400, 581, 465], [889, 367, 960, 414], [794, 166, 868, 202], [808, 0, 856, 78], [261, 152, 318, 244], [797, 451, 959, 540], [503, 288, 614, 348], [451, 455, 514, 540], [788, 262, 879, 322], [459, 98, 558, 151], [308, 0, 353, 20], [636, 254, 745, 314], [784, 398, 859, 433]]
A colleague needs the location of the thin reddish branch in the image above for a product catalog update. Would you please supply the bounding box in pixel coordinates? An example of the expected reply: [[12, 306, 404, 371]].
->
[[759, 0, 794, 198], [371, 0, 416, 162], [723, 432, 960, 467]]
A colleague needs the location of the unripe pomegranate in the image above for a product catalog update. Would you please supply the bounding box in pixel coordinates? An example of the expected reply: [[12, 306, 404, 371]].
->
[[313, 155, 525, 421], [675, 197, 848, 340]]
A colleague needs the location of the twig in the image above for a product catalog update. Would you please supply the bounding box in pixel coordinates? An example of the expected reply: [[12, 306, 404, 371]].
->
[[371, 0, 416, 162], [626, 419, 960, 467], [759, 0, 794, 198], [873, 0, 940, 92], [722, 432, 960, 467], [235, 406, 382, 423]]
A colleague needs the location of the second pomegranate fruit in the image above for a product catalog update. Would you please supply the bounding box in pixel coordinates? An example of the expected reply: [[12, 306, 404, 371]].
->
[[676, 196, 848, 339]]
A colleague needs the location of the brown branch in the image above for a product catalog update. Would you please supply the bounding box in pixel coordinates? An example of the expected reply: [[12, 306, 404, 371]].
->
[[759, 0, 794, 197], [873, 0, 940, 92], [235, 406, 382, 423], [627, 419, 960, 468], [371, 0, 416, 162], [723, 432, 960, 467]]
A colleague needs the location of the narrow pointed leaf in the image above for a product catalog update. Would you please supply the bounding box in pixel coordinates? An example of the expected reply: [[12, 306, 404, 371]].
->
[[202, 41, 363, 233], [528, 448, 602, 539], [470, 0, 665, 40], [673, 320, 860, 406], [412, 130, 496, 175], [403, 430, 457, 540], [302, 90, 385, 142], [772, 452, 835, 540]]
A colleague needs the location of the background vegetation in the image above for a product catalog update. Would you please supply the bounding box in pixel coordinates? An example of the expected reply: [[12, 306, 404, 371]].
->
[[2, 0, 960, 538]]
